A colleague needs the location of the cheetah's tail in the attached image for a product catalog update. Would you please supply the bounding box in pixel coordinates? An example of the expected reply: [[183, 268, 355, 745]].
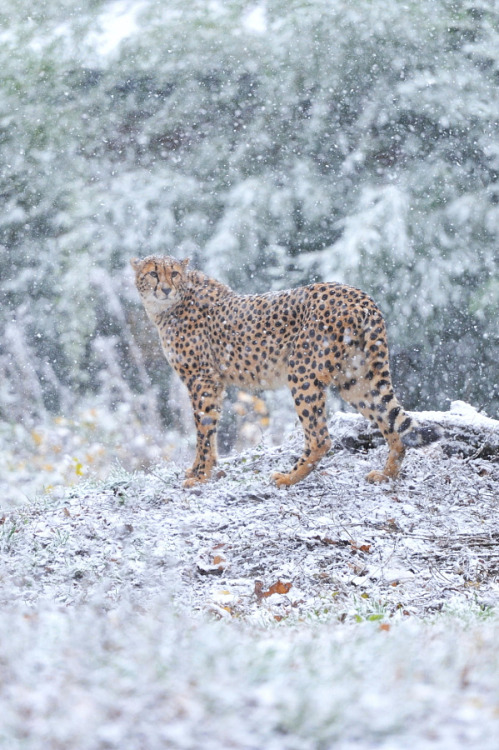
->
[[401, 422, 442, 448]]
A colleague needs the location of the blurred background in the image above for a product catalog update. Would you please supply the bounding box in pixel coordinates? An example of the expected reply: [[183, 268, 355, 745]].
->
[[1, 0, 498, 499]]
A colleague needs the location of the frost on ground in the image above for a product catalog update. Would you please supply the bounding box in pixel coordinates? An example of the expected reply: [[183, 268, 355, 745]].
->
[[1, 401, 499, 749]]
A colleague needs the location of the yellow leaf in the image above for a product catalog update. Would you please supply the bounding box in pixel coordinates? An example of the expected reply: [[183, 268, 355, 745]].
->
[[73, 458, 84, 476], [253, 397, 268, 416], [31, 431, 43, 447]]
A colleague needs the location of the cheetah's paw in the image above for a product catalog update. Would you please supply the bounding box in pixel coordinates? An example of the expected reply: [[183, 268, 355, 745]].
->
[[365, 470, 390, 484], [272, 471, 293, 487]]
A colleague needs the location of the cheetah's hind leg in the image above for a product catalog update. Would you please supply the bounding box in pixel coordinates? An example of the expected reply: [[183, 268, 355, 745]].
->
[[272, 383, 332, 487], [365, 430, 406, 483]]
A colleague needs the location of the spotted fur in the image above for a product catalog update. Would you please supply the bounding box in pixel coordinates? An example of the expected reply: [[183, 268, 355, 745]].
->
[[131, 256, 440, 488]]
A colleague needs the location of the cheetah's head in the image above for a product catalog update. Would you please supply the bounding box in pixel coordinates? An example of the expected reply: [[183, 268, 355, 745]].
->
[[130, 256, 189, 318]]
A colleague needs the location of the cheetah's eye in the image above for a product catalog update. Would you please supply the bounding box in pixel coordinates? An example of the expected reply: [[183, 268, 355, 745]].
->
[[148, 271, 159, 280], [171, 271, 179, 278]]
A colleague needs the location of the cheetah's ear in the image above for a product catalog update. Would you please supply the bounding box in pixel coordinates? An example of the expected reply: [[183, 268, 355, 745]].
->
[[130, 258, 143, 272], [173, 257, 189, 283], [170, 257, 190, 290]]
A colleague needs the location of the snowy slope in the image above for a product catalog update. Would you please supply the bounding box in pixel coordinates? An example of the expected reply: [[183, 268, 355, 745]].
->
[[1, 401, 499, 748]]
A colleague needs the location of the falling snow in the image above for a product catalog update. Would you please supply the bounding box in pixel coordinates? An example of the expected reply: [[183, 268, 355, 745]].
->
[[2, 1, 499, 746]]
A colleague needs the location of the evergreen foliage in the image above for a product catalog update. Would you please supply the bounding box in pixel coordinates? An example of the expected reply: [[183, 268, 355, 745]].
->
[[1, 0, 498, 423]]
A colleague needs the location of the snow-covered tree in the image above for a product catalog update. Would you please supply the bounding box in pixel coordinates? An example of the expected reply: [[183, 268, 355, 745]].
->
[[1, 0, 498, 425]]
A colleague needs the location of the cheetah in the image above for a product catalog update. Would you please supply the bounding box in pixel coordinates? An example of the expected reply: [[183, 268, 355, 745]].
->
[[131, 256, 440, 488]]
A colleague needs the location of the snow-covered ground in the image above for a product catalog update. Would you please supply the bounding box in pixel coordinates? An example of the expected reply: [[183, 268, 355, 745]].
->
[[1, 401, 499, 748]]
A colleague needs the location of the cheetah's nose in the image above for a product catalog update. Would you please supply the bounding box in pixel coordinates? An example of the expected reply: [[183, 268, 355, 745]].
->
[[161, 287, 171, 297]]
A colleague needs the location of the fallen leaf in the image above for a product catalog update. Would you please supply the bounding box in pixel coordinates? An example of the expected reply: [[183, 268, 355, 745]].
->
[[379, 623, 391, 632], [255, 579, 292, 601], [320, 536, 337, 546], [197, 546, 228, 576], [350, 541, 371, 553], [268, 580, 292, 596]]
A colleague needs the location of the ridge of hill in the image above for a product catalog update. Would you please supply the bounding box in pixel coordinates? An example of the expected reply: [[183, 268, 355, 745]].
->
[[1, 401, 498, 749]]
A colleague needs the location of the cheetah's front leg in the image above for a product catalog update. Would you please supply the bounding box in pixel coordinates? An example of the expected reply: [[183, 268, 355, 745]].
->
[[183, 379, 224, 488]]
